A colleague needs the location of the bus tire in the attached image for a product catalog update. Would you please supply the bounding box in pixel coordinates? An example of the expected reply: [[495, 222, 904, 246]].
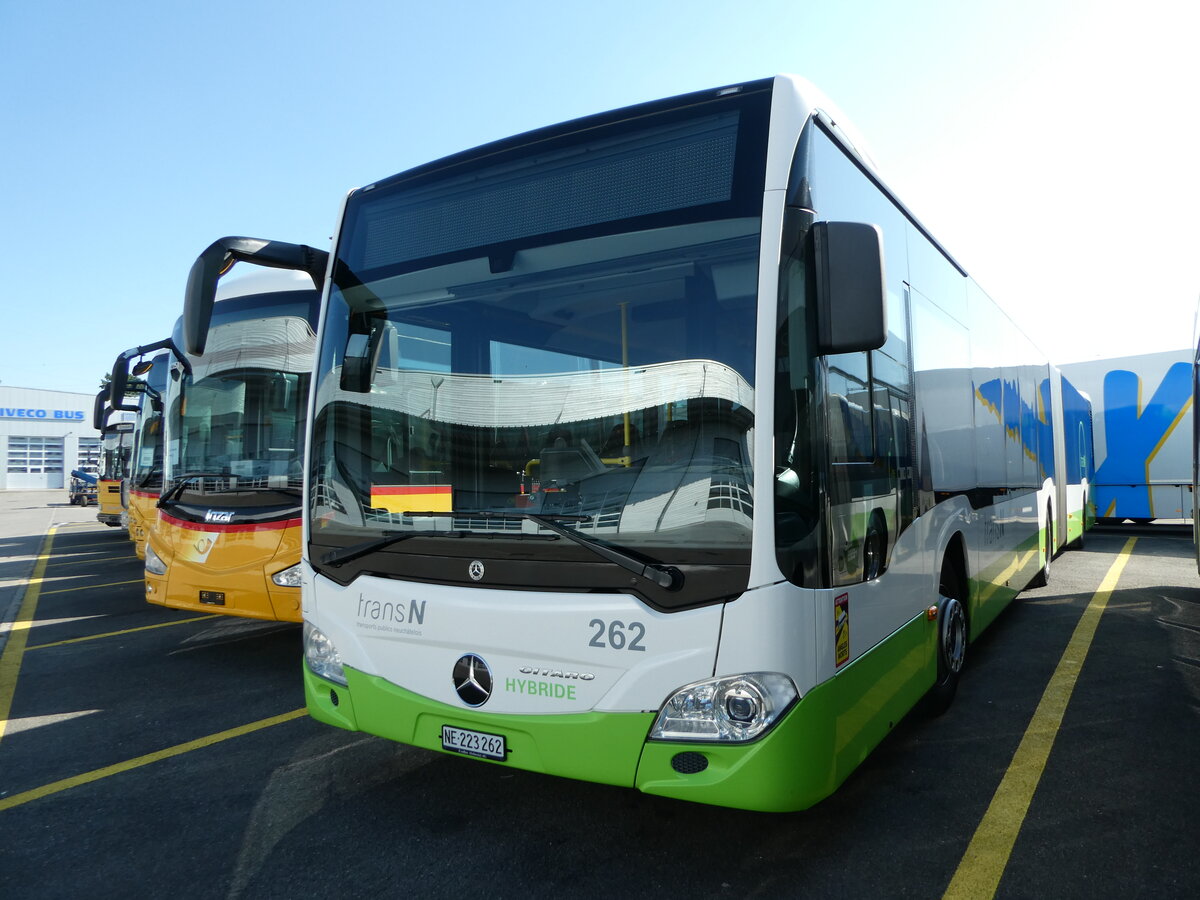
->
[[926, 559, 967, 715]]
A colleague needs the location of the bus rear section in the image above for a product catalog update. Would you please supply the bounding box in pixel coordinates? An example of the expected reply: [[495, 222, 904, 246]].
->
[[143, 270, 319, 622]]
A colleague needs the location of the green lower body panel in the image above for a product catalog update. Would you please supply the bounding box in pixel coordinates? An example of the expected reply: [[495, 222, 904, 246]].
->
[[637, 612, 933, 812], [305, 610, 938, 813], [304, 664, 654, 788]]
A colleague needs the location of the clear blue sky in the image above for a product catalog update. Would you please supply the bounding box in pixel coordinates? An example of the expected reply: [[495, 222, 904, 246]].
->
[[2, 0, 1196, 394]]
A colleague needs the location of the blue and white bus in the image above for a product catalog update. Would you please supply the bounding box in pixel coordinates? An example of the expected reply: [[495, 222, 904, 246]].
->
[[1062, 350, 1192, 524], [185, 75, 1091, 811]]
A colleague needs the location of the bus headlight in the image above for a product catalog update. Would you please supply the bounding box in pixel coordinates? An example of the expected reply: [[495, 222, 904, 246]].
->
[[145, 545, 167, 576], [649, 673, 797, 743], [271, 563, 303, 587], [304, 623, 347, 686]]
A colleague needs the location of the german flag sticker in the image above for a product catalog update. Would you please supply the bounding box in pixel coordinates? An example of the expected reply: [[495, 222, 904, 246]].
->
[[370, 484, 453, 514]]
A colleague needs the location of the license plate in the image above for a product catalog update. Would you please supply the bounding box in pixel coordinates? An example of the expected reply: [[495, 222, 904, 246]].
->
[[441, 724, 507, 760], [199, 590, 225, 606]]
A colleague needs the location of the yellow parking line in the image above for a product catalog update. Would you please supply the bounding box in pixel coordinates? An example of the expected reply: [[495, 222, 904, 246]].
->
[[46, 555, 138, 568], [0, 527, 58, 745], [48, 541, 128, 550], [38, 579, 143, 595], [0, 709, 308, 812], [27, 615, 220, 650], [943, 537, 1137, 900]]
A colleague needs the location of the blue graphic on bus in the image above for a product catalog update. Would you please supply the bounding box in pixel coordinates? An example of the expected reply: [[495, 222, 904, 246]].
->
[[1094, 362, 1191, 519]]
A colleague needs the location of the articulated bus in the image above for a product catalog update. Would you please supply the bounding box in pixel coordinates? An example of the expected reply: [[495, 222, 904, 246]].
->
[[109, 345, 171, 559], [1193, 335, 1199, 571], [187, 76, 1091, 811], [1061, 350, 1191, 524], [1048, 368, 1095, 551], [134, 270, 321, 621], [92, 392, 133, 527]]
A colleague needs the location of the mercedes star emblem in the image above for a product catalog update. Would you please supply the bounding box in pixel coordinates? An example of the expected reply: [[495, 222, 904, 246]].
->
[[452, 654, 492, 707]]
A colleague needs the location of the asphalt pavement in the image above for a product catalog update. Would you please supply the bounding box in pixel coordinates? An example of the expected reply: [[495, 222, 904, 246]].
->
[[1, 497, 1197, 899]]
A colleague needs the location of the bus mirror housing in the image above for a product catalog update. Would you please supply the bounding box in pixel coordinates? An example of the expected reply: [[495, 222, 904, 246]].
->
[[109, 338, 176, 412], [183, 237, 330, 356], [340, 324, 385, 393], [813, 221, 887, 354], [93, 390, 109, 431]]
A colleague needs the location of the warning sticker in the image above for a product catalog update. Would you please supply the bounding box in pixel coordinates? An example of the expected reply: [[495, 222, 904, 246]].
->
[[834, 592, 850, 667]]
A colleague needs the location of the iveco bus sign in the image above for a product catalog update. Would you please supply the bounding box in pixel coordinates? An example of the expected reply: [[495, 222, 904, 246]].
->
[[0, 408, 86, 420]]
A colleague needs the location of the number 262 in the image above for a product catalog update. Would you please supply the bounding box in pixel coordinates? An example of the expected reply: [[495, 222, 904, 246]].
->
[[588, 619, 646, 651]]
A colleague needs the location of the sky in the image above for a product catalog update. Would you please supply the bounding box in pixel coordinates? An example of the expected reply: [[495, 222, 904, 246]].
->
[[2, 0, 1197, 395]]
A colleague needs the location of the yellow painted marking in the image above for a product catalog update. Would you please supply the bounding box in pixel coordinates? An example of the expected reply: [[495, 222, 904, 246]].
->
[[974, 547, 1036, 607], [48, 540, 129, 550], [38, 579, 143, 595], [27, 616, 221, 650], [1144, 395, 1192, 517], [45, 555, 138, 568], [0, 527, 58, 745], [943, 537, 1137, 900], [0, 709, 308, 812]]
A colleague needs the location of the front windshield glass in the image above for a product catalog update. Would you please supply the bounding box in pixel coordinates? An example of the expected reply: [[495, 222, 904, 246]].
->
[[309, 84, 771, 604], [100, 430, 132, 481], [165, 300, 316, 509], [130, 403, 162, 492]]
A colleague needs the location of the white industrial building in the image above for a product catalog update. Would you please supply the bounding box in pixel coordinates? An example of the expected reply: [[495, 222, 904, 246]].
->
[[0, 385, 110, 490]]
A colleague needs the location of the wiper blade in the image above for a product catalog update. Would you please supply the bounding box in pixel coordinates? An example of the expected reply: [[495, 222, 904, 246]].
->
[[157, 471, 231, 507], [523, 513, 683, 591], [430, 509, 683, 591], [321, 530, 455, 567]]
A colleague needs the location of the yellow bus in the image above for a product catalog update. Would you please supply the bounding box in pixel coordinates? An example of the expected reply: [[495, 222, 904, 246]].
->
[[140, 269, 321, 621], [109, 346, 171, 559], [92, 391, 133, 527]]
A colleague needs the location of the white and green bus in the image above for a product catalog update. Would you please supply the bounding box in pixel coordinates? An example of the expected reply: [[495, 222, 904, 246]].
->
[[185, 75, 1090, 811]]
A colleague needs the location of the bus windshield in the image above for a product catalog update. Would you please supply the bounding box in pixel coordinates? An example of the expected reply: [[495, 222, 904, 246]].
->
[[130, 407, 162, 492], [309, 86, 771, 603], [165, 309, 315, 508], [100, 429, 132, 481]]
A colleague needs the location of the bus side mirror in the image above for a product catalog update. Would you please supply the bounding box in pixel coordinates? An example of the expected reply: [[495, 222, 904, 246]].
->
[[340, 326, 385, 393], [813, 221, 887, 354], [93, 391, 108, 431], [109, 338, 176, 412], [183, 237, 329, 356]]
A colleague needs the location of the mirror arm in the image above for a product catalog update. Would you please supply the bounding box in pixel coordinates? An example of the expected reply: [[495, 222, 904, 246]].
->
[[183, 237, 330, 355]]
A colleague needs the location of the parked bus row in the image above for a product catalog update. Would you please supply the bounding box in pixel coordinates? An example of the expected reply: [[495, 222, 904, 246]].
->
[[100, 75, 1096, 812]]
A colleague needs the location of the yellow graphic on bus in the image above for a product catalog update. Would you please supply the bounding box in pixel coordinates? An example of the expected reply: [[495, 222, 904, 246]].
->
[[834, 592, 850, 667], [370, 485, 453, 515]]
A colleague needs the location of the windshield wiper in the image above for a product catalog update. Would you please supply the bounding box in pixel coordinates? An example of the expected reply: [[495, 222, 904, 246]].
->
[[322, 530, 448, 567], [157, 472, 231, 507], [411, 510, 683, 591]]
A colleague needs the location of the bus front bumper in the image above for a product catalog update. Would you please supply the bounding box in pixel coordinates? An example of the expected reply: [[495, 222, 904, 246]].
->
[[303, 662, 846, 813]]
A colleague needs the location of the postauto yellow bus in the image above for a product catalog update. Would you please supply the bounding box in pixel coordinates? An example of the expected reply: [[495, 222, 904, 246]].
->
[[141, 269, 321, 621], [92, 391, 133, 528], [109, 345, 172, 559]]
